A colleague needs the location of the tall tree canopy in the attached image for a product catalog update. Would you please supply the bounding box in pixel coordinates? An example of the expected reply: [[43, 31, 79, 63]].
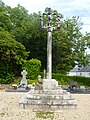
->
[[0, 27, 28, 77]]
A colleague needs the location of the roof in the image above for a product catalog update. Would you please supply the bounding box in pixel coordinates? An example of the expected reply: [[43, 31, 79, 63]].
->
[[79, 66, 90, 72], [70, 66, 90, 72], [70, 67, 81, 72]]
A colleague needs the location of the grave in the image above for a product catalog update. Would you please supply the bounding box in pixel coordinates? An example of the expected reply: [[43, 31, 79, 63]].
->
[[18, 70, 28, 88], [6, 70, 31, 92]]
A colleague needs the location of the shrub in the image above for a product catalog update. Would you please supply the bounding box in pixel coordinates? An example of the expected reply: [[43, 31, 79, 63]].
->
[[21, 59, 41, 80], [28, 79, 38, 84], [0, 72, 14, 84]]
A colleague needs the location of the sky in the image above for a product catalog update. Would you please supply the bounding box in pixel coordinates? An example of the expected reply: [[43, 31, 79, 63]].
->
[[1, 0, 90, 53], [2, 0, 90, 34]]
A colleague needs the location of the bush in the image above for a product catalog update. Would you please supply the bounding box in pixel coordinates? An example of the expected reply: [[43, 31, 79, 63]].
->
[[0, 73, 14, 84], [21, 59, 41, 80], [0, 63, 15, 84], [52, 73, 90, 86], [28, 79, 38, 84]]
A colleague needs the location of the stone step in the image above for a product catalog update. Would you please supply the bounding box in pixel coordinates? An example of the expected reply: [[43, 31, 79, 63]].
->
[[29, 89, 70, 95], [26, 99, 76, 105], [19, 98, 77, 109], [26, 94, 74, 100]]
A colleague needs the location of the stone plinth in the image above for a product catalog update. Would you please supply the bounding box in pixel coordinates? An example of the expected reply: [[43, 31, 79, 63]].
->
[[43, 79, 58, 90]]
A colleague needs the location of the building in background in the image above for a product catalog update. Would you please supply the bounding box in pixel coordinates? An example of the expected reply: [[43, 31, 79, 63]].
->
[[68, 65, 90, 77]]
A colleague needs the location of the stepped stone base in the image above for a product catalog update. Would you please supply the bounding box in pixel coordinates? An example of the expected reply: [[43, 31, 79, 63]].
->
[[19, 85, 77, 110]]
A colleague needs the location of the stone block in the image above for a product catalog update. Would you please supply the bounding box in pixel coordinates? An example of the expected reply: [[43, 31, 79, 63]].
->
[[63, 95, 71, 100], [43, 79, 58, 90]]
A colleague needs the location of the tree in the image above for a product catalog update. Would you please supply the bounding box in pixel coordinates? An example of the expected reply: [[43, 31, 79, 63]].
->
[[0, 27, 28, 82], [52, 16, 88, 73], [0, 1, 90, 74], [0, 1, 12, 31]]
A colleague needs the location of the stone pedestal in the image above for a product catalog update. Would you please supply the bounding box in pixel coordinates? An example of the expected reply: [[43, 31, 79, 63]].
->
[[43, 79, 58, 90], [19, 80, 77, 110]]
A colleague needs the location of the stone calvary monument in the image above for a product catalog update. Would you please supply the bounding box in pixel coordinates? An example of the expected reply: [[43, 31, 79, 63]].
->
[[19, 8, 77, 110]]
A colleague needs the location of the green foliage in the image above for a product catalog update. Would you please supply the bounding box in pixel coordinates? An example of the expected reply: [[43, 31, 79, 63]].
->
[[12, 77, 21, 84], [68, 75, 90, 86], [0, 27, 28, 64], [52, 73, 90, 86], [22, 59, 41, 80], [0, 72, 14, 84], [53, 16, 89, 73], [0, 27, 28, 83], [27, 79, 38, 84]]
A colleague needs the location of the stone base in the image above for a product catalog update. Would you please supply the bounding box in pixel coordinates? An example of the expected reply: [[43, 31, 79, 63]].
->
[[43, 79, 58, 90], [6, 89, 29, 92], [19, 88, 77, 110]]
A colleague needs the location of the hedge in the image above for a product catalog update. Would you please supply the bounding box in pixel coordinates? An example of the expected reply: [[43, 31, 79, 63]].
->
[[39, 72, 90, 86], [52, 73, 90, 86]]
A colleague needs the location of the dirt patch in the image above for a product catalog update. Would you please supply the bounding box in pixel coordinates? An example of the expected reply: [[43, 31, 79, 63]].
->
[[0, 84, 12, 90]]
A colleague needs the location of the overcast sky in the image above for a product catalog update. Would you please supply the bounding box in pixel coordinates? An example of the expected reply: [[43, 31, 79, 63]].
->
[[2, 0, 90, 34]]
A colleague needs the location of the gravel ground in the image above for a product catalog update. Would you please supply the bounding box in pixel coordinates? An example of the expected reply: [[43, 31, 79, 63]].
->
[[0, 90, 90, 120]]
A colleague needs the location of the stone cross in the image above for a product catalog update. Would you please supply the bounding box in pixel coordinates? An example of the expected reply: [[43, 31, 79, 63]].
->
[[39, 8, 60, 80], [20, 70, 27, 86]]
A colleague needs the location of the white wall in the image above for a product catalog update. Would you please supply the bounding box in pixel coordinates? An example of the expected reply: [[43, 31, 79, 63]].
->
[[68, 72, 90, 77], [68, 72, 77, 76]]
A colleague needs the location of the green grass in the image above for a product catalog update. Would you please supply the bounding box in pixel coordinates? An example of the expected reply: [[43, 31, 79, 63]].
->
[[36, 111, 54, 120]]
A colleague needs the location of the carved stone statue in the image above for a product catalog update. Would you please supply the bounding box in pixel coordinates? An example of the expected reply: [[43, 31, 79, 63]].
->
[[35, 75, 43, 90]]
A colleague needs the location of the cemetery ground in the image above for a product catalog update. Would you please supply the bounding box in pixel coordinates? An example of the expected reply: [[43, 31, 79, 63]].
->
[[0, 86, 90, 120]]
